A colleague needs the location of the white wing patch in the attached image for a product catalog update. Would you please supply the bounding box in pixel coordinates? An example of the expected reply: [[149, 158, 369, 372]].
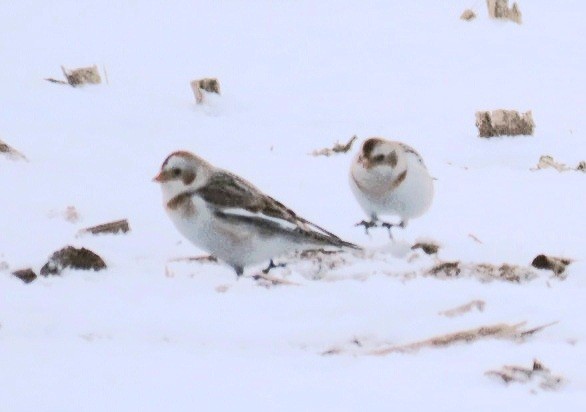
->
[[221, 207, 300, 231]]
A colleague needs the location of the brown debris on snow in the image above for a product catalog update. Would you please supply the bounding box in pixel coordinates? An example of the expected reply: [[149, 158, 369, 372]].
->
[[310, 135, 357, 157], [252, 272, 300, 288], [0, 139, 27, 161], [322, 322, 557, 356], [12, 268, 37, 284], [531, 254, 572, 278], [460, 9, 477, 21], [439, 300, 486, 318], [531, 155, 586, 173], [46, 65, 102, 87], [40, 246, 107, 276], [426, 261, 538, 283], [369, 321, 556, 356], [190, 78, 221, 104], [486, 0, 522, 24], [475, 110, 534, 137], [486, 359, 565, 391], [168, 255, 219, 264], [411, 241, 440, 255], [530, 155, 571, 172], [428, 261, 461, 278], [79, 219, 130, 236]]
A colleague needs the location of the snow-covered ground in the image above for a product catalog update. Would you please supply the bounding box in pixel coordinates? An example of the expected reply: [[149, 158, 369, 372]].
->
[[1, 1, 585, 410]]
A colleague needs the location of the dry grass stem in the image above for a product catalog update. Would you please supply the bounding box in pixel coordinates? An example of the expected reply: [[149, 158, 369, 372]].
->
[[46, 65, 102, 87], [311, 135, 357, 157], [439, 300, 486, 317], [79, 219, 130, 236], [168, 255, 219, 264], [369, 321, 556, 356], [252, 273, 300, 288]]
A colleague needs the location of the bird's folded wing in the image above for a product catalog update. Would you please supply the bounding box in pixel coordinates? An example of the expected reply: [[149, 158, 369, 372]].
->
[[399, 142, 426, 167], [195, 170, 356, 246]]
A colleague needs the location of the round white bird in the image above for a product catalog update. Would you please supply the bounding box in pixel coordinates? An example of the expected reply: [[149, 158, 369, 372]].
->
[[349, 137, 434, 235], [155, 151, 359, 277]]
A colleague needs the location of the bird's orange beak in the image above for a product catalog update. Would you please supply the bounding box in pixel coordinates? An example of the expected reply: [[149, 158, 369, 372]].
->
[[153, 171, 165, 183]]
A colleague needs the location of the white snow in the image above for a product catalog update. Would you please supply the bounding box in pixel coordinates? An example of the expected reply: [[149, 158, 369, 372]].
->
[[1, 1, 585, 410]]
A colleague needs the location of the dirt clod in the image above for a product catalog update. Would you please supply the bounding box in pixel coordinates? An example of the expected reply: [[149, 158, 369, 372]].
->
[[411, 241, 440, 255], [460, 9, 476, 21], [40, 246, 107, 276], [531, 254, 572, 277], [12, 268, 37, 284]]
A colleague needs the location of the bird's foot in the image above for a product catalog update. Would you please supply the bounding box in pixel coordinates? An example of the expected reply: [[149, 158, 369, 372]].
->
[[381, 220, 406, 239], [355, 219, 378, 234], [262, 259, 287, 274], [380, 221, 395, 239]]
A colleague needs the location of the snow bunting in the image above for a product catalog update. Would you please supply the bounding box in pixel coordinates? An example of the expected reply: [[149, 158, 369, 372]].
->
[[349, 138, 434, 236], [154, 151, 359, 276]]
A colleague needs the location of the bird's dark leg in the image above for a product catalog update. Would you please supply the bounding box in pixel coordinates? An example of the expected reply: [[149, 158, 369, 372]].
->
[[381, 220, 406, 239], [262, 259, 286, 274], [355, 219, 378, 234], [381, 221, 396, 239], [234, 266, 244, 278]]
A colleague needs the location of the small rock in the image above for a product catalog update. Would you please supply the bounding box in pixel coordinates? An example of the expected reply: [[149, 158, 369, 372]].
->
[[12, 268, 37, 284], [40, 246, 107, 276]]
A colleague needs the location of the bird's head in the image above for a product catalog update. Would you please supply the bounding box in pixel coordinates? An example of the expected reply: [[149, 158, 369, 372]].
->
[[153, 151, 210, 201], [357, 138, 405, 174]]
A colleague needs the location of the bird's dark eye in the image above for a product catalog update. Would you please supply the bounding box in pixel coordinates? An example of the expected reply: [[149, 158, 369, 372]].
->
[[373, 154, 385, 162], [171, 168, 181, 177]]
